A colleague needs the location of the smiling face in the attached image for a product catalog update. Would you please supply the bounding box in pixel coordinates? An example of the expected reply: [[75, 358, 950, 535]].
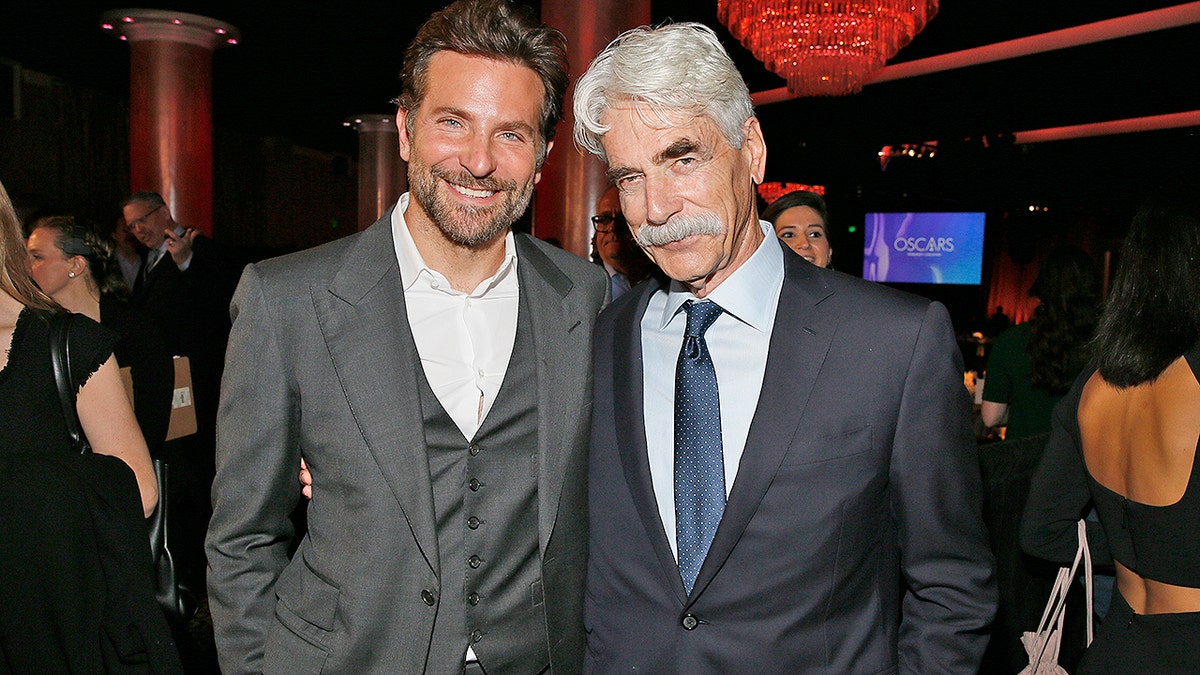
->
[[600, 102, 766, 297], [398, 51, 548, 249], [773, 205, 832, 267]]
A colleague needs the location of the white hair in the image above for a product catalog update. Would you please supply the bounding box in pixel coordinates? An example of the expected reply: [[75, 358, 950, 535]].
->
[[573, 22, 755, 162]]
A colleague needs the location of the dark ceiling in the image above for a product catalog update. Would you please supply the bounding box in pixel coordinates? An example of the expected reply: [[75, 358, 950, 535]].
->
[[4, 1, 1198, 218]]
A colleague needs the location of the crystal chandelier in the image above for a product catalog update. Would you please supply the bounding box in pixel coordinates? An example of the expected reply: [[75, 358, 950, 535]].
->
[[717, 0, 938, 97]]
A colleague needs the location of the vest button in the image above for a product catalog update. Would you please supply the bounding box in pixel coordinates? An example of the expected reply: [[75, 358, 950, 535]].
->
[[467, 592, 480, 606], [468, 555, 482, 569], [681, 614, 699, 630], [467, 516, 482, 529], [470, 629, 483, 643], [469, 478, 482, 491], [421, 589, 436, 606], [469, 443, 481, 456]]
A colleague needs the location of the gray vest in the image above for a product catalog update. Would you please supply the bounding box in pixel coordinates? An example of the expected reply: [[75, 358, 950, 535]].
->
[[421, 301, 547, 673]]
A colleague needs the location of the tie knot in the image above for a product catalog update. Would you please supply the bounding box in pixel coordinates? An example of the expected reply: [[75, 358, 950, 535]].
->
[[683, 300, 722, 338]]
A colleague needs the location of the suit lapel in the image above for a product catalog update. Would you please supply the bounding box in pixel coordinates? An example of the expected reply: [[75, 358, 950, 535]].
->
[[515, 235, 588, 552], [615, 282, 691, 602], [689, 248, 839, 601], [312, 216, 440, 574]]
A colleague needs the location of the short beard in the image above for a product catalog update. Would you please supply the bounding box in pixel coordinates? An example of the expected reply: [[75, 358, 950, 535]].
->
[[410, 164, 534, 248], [634, 211, 724, 248]]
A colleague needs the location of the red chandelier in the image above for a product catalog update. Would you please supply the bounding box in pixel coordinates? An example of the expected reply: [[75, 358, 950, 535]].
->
[[717, 0, 939, 97]]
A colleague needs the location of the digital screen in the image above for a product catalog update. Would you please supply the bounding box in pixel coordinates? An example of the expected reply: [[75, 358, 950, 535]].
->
[[862, 212, 986, 285]]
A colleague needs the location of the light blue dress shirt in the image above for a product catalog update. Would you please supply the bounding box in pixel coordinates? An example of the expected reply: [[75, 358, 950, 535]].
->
[[641, 222, 785, 558]]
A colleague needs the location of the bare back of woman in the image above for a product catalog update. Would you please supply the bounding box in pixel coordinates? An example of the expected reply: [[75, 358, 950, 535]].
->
[[1080, 355, 1200, 614]]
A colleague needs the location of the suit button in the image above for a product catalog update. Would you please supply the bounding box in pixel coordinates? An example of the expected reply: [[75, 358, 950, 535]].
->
[[421, 589, 436, 606], [467, 592, 480, 606], [468, 555, 482, 569], [470, 629, 483, 644], [467, 516, 482, 529], [469, 478, 482, 491], [469, 444, 481, 456], [681, 614, 699, 630]]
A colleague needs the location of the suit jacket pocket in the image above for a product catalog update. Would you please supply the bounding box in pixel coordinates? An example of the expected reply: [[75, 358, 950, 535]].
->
[[264, 615, 329, 675], [267, 564, 338, 675], [275, 557, 341, 631], [779, 424, 873, 466]]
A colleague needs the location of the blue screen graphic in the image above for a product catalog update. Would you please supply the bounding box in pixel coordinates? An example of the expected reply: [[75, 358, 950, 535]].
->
[[862, 212, 985, 284]]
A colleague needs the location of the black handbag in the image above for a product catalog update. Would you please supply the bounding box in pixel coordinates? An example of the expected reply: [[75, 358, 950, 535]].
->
[[49, 311, 197, 628]]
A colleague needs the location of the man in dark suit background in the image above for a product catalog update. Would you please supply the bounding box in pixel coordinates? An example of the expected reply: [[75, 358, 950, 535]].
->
[[573, 23, 997, 673], [123, 189, 238, 599], [123, 189, 237, 451], [206, 1, 607, 673], [590, 186, 658, 300]]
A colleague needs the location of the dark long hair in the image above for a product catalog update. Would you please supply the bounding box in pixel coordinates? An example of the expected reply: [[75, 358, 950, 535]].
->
[[1025, 246, 1101, 394], [1091, 189, 1200, 387]]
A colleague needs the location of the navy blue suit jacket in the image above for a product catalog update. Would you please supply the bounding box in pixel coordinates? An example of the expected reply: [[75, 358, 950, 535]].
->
[[585, 242, 997, 673]]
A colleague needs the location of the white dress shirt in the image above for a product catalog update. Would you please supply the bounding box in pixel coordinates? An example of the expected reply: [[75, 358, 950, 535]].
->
[[391, 193, 520, 441], [641, 221, 784, 558], [392, 194, 519, 665]]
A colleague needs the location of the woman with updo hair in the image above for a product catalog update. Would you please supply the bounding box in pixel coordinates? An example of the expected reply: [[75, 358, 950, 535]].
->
[[28, 216, 174, 455]]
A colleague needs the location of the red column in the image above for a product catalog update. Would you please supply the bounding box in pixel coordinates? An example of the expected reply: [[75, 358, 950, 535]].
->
[[539, 0, 650, 258], [101, 9, 239, 238], [344, 114, 408, 230]]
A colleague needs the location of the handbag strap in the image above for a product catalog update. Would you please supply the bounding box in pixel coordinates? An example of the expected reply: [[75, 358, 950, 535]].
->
[[48, 312, 91, 455], [1029, 518, 1094, 668], [1080, 518, 1094, 645]]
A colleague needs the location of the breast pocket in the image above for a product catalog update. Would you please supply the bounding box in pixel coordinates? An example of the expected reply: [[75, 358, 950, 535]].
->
[[779, 425, 874, 467]]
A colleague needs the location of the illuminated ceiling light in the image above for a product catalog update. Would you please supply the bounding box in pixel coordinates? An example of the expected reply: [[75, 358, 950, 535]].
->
[[101, 10, 239, 50], [718, 0, 938, 97]]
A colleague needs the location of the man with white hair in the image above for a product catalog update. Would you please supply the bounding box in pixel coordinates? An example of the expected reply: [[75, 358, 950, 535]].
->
[[575, 23, 996, 673]]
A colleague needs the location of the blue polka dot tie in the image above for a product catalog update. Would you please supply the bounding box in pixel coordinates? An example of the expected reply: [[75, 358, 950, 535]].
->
[[674, 299, 725, 595]]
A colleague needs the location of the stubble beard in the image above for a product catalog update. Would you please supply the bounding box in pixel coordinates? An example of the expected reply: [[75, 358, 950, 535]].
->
[[409, 161, 535, 248]]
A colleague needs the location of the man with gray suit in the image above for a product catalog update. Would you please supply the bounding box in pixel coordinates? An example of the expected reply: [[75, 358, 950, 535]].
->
[[206, 1, 607, 673]]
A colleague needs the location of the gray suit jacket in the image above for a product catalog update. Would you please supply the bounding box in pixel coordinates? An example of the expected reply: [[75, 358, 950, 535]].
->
[[207, 211, 608, 674]]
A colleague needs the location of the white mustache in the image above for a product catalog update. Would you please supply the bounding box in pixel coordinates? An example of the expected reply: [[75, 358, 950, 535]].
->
[[633, 212, 724, 247]]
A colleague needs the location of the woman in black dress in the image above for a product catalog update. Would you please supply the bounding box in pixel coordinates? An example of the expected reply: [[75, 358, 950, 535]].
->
[[27, 215, 173, 455], [1022, 189, 1200, 673], [0, 181, 178, 672]]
